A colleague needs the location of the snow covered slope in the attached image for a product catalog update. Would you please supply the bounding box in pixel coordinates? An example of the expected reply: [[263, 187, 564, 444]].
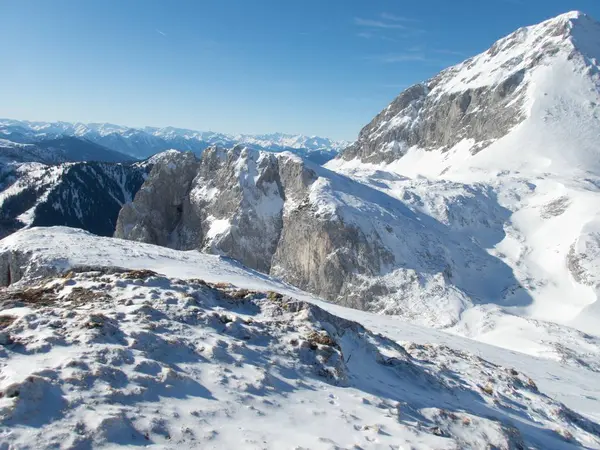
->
[[0, 227, 599, 449], [0, 119, 347, 163], [0, 162, 146, 238], [0, 137, 133, 165], [328, 11, 600, 341]]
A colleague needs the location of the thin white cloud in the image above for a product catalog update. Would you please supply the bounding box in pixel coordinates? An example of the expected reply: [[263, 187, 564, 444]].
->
[[354, 18, 407, 29], [406, 45, 425, 52], [370, 53, 429, 63], [156, 29, 167, 37], [380, 13, 419, 23]]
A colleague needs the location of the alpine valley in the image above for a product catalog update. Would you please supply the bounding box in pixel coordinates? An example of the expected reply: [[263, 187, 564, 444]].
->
[[1, 11, 600, 450]]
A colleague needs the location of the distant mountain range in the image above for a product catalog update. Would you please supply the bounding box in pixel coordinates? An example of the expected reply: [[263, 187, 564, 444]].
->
[[0, 119, 349, 164], [0, 119, 346, 240]]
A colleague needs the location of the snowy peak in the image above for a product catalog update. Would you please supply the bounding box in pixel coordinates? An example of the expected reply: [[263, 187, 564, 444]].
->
[[547, 9, 596, 32], [430, 10, 599, 97], [533, 10, 592, 34], [339, 11, 600, 169], [326, 11, 600, 372], [564, 11, 600, 62]]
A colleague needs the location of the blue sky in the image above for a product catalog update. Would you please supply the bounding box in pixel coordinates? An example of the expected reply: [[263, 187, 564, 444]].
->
[[2, 0, 599, 140]]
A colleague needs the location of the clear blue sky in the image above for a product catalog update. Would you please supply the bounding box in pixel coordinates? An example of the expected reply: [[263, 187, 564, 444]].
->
[[1, 0, 599, 140]]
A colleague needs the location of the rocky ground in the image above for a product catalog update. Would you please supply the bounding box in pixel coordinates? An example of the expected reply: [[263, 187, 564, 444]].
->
[[0, 264, 599, 449]]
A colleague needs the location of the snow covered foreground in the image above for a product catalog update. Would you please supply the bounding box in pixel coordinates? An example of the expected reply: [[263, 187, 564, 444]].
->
[[1, 228, 599, 449]]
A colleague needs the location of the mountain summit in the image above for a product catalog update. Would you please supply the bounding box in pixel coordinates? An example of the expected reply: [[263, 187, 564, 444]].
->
[[338, 11, 600, 176]]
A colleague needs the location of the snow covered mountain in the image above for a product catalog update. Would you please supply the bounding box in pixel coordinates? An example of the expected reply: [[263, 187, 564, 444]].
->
[[327, 11, 600, 335], [0, 160, 147, 238], [0, 137, 133, 165], [2, 11, 600, 447], [340, 11, 600, 166], [0, 227, 599, 448], [0, 119, 347, 164], [115, 147, 520, 329]]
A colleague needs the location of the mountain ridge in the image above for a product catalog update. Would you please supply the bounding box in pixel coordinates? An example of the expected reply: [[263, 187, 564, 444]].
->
[[0, 118, 348, 163], [0, 136, 134, 165], [325, 10, 600, 339]]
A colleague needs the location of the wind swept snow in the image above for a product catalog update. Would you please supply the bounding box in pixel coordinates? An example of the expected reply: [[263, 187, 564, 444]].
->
[[0, 227, 599, 449]]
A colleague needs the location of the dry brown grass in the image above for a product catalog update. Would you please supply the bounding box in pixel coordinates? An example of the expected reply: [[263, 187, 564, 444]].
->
[[0, 286, 59, 307], [64, 287, 109, 306], [122, 269, 159, 280], [306, 330, 339, 349], [527, 377, 538, 391], [480, 383, 494, 395], [226, 288, 260, 300], [0, 315, 16, 329], [267, 291, 283, 301]]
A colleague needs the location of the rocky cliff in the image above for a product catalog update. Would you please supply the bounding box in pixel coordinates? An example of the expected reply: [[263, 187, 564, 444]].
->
[[115, 147, 522, 327]]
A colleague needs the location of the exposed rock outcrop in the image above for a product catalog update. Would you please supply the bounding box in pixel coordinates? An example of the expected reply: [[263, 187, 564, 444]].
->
[[114, 150, 199, 247], [115, 147, 523, 325]]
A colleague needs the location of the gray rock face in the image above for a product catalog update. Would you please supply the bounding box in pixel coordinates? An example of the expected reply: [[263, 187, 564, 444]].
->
[[342, 76, 526, 164], [187, 146, 287, 272], [115, 147, 524, 326], [114, 150, 199, 247], [567, 224, 600, 288], [117, 147, 294, 273], [0, 250, 25, 286], [340, 12, 587, 164]]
